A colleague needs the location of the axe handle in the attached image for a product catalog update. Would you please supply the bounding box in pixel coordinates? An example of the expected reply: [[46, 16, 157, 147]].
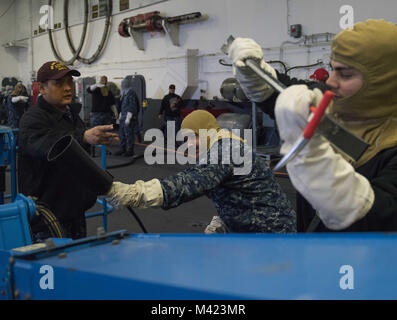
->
[[245, 59, 287, 93], [303, 90, 334, 139]]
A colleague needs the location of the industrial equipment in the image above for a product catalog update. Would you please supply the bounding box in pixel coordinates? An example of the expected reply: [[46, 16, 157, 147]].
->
[[220, 78, 248, 102], [0, 127, 17, 203], [76, 77, 96, 126], [118, 11, 207, 50], [1, 77, 18, 88], [2, 231, 397, 299]]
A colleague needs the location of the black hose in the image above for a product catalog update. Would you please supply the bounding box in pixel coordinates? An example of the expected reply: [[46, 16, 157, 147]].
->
[[63, 0, 89, 64], [47, 0, 89, 65], [35, 203, 66, 238], [126, 206, 148, 233], [218, 59, 232, 66], [64, 0, 113, 64], [106, 155, 144, 170], [106, 159, 136, 170], [267, 60, 288, 73], [285, 61, 323, 73]]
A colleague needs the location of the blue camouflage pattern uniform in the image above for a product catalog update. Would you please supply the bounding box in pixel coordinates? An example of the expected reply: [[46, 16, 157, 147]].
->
[[159, 138, 296, 233], [119, 89, 139, 152]]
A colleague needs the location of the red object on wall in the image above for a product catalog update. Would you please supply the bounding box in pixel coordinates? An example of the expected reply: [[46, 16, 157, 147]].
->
[[180, 108, 230, 119], [32, 81, 40, 105]]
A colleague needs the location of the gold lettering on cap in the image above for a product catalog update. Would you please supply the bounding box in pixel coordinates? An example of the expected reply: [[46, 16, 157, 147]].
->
[[50, 62, 67, 71]]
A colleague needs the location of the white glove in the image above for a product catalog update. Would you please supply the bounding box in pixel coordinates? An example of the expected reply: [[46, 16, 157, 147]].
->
[[107, 180, 163, 209], [110, 105, 118, 120], [275, 85, 323, 155], [204, 216, 228, 234], [90, 84, 104, 91], [228, 37, 277, 102], [125, 112, 133, 126], [11, 96, 26, 103], [275, 85, 375, 230]]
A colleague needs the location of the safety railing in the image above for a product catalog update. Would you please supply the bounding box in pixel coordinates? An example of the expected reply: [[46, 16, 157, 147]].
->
[[85, 145, 113, 232]]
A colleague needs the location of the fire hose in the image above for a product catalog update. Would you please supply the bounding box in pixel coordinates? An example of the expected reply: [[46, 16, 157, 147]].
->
[[48, 0, 112, 65]]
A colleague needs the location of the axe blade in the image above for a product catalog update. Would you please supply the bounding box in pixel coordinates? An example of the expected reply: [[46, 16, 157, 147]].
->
[[317, 114, 369, 161], [220, 35, 235, 55]]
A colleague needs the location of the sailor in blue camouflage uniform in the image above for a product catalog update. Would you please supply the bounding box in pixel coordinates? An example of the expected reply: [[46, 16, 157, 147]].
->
[[107, 110, 296, 233], [114, 77, 139, 157]]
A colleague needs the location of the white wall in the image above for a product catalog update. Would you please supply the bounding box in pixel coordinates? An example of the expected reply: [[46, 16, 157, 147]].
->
[[2, 0, 397, 99], [0, 0, 19, 79]]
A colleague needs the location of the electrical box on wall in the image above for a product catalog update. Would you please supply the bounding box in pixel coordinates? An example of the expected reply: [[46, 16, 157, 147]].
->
[[290, 24, 302, 38], [91, 0, 109, 19], [119, 0, 129, 11]]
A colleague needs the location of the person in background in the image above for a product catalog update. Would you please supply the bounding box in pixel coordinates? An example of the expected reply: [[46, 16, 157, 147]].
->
[[0, 87, 8, 125], [309, 67, 329, 84], [87, 75, 117, 127], [158, 84, 183, 138], [7, 83, 29, 129], [18, 61, 118, 240], [114, 77, 139, 157]]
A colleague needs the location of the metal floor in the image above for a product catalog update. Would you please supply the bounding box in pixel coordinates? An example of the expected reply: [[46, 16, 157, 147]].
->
[[85, 143, 297, 236]]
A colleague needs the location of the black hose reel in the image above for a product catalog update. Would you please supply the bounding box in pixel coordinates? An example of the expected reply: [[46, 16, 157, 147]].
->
[[48, 0, 113, 65]]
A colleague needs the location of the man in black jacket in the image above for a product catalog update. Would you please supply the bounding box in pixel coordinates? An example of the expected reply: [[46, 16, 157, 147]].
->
[[158, 84, 182, 138], [87, 75, 117, 127], [18, 61, 118, 240]]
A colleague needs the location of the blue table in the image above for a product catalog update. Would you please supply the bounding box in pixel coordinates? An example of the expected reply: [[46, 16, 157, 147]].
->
[[1, 232, 397, 299]]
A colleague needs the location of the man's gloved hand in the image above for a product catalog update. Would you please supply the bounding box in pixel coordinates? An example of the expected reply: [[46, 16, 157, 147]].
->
[[275, 85, 374, 230], [125, 112, 133, 125], [90, 83, 104, 91], [107, 179, 163, 209], [228, 37, 277, 102], [11, 96, 28, 103], [110, 105, 118, 120], [275, 85, 323, 155]]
